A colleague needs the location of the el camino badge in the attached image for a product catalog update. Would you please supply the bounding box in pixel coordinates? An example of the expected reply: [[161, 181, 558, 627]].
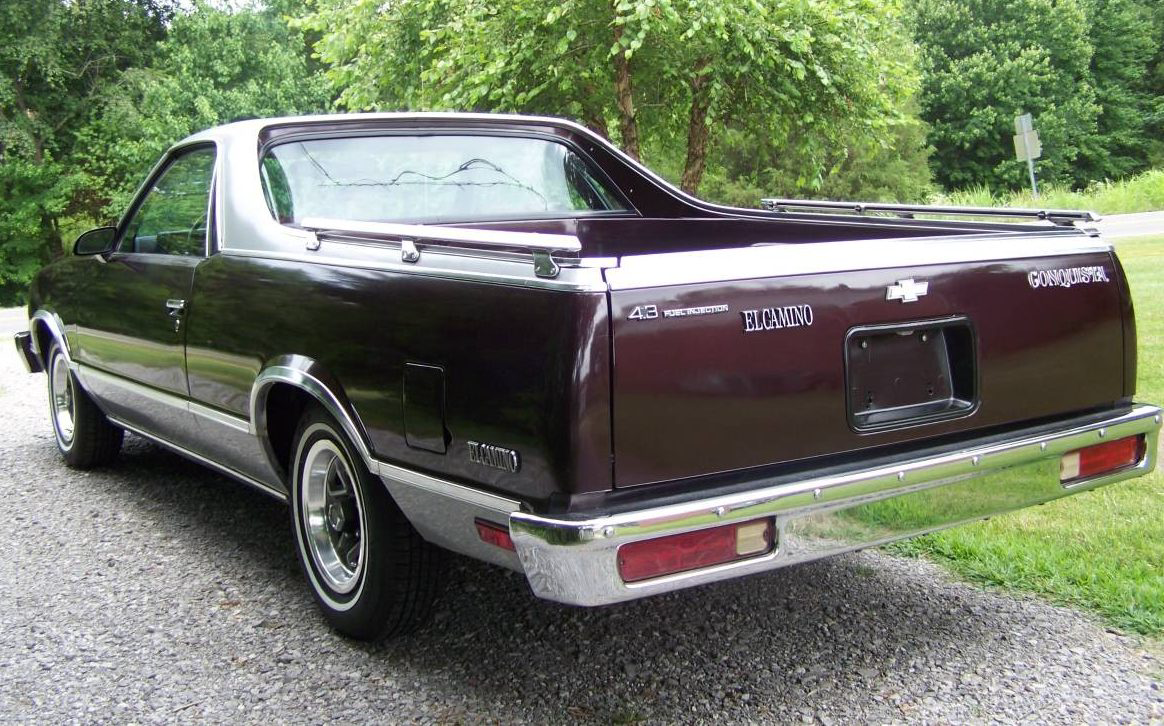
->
[[886, 278, 929, 303], [467, 441, 520, 473], [741, 304, 814, 333]]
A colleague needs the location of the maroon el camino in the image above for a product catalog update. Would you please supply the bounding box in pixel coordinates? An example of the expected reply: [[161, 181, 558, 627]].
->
[[13, 113, 1160, 640]]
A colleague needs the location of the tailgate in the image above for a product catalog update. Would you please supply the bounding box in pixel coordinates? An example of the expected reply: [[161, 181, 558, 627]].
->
[[605, 234, 1128, 487]]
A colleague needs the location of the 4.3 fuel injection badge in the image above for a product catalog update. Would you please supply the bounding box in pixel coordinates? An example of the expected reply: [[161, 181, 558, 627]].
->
[[627, 304, 730, 320]]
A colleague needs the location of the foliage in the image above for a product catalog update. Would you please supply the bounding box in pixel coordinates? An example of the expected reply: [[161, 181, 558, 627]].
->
[[909, 0, 1101, 191], [909, 0, 1162, 192], [1074, 0, 1158, 182], [0, 1, 327, 305], [303, 0, 914, 195], [77, 3, 331, 218], [695, 95, 934, 207], [0, 0, 170, 303]]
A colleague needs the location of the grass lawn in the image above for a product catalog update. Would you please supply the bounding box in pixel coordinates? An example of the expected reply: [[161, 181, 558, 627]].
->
[[887, 234, 1164, 636], [934, 168, 1164, 215]]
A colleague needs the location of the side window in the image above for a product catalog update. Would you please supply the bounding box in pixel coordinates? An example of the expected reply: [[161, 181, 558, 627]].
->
[[120, 146, 216, 256]]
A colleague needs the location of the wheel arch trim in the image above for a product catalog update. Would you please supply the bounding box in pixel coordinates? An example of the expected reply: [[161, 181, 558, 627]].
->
[[30, 309, 71, 366], [249, 357, 376, 475]]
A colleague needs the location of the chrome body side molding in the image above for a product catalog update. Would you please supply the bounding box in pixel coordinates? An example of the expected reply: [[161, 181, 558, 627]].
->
[[110, 417, 287, 502], [510, 405, 1161, 606], [377, 464, 523, 571]]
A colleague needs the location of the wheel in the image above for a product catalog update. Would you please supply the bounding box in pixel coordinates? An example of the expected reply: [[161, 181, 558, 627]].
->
[[46, 341, 123, 469], [289, 406, 443, 640]]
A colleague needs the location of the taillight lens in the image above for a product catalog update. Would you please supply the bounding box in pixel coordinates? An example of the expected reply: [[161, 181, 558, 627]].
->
[[1060, 435, 1144, 483], [474, 519, 516, 551], [617, 518, 774, 583]]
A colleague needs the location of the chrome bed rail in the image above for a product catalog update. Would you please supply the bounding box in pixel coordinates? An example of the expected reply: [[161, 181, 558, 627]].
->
[[298, 217, 582, 278], [759, 198, 1100, 227]]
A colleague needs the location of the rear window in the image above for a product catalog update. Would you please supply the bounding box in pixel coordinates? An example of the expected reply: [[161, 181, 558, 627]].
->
[[260, 135, 628, 225]]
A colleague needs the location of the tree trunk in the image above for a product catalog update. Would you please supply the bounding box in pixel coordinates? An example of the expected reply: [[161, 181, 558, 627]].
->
[[680, 59, 712, 194], [611, 24, 641, 160], [44, 213, 64, 259], [580, 94, 609, 140]]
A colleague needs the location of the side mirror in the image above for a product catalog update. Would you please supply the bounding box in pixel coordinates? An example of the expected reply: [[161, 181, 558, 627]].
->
[[73, 226, 118, 256]]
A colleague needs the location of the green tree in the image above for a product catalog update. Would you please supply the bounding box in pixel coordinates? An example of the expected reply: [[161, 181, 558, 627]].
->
[[78, 3, 331, 217], [0, 0, 170, 303], [909, 0, 1100, 191], [1074, 0, 1157, 182], [1145, 0, 1164, 166], [304, 0, 912, 195]]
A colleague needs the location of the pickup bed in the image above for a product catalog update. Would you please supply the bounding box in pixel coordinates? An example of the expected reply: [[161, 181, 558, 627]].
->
[[15, 113, 1160, 638]]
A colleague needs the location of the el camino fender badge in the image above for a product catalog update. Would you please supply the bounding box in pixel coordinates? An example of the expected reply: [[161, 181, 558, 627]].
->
[[741, 304, 814, 333], [886, 278, 929, 303], [467, 441, 520, 473], [1027, 266, 1109, 289]]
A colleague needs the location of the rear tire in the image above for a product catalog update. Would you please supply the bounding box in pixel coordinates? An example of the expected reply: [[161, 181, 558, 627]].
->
[[289, 406, 443, 640], [46, 341, 123, 469]]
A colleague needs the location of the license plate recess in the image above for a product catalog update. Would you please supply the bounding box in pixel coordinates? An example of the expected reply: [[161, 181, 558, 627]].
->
[[846, 318, 977, 431]]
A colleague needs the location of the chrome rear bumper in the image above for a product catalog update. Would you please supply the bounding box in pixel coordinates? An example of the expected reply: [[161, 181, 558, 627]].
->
[[510, 404, 1161, 606]]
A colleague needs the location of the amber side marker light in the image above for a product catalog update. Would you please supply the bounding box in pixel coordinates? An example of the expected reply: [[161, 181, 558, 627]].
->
[[1060, 435, 1145, 484], [474, 518, 516, 551], [617, 518, 774, 583]]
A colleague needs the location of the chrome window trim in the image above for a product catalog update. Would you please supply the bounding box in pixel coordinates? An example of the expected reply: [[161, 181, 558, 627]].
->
[[605, 233, 1116, 290], [113, 142, 220, 259]]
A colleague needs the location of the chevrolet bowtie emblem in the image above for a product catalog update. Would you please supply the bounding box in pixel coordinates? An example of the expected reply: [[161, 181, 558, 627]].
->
[[886, 278, 929, 303]]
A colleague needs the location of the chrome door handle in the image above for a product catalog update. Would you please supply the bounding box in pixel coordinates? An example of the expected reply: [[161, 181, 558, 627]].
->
[[165, 299, 187, 315]]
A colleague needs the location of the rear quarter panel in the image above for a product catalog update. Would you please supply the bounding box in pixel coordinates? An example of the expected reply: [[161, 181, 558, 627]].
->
[[184, 254, 612, 507]]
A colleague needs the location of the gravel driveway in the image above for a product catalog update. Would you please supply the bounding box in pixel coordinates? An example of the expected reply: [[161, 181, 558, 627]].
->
[[1, 307, 1161, 724]]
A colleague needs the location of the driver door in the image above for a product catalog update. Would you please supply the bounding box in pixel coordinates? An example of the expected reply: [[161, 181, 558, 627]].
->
[[73, 145, 216, 439]]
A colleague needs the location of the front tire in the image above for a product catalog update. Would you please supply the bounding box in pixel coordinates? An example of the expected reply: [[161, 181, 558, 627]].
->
[[46, 341, 123, 469], [289, 407, 443, 640]]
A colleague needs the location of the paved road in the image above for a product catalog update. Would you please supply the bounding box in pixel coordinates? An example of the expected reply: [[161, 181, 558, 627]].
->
[[1094, 211, 1164, 239], [1, 309, 1161, 723]]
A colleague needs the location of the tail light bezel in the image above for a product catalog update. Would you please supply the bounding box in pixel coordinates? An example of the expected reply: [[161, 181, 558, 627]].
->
[[1059, 434, 1146, 486], [616, 517, 776, 584]]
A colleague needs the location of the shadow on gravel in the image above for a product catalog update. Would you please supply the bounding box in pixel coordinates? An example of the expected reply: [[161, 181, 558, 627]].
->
[[106, 434, 1001, 722]]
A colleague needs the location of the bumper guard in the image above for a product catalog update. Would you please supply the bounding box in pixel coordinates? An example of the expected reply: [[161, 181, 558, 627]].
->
[[14, 331, 42, 373]]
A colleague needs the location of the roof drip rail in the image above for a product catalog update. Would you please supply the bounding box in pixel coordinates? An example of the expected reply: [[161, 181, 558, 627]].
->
[[759, 198, 1100, 227], [297, 217, 582, 278]]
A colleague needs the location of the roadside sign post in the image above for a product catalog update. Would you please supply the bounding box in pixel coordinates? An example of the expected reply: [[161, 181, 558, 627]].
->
[[1013, 113, 1041, 199]]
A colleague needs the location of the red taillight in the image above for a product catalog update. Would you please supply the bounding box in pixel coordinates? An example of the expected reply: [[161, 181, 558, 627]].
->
[[1060, 435, 1144, 483], [475, 519, 515, 551], [617, 518, 774, 583]]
